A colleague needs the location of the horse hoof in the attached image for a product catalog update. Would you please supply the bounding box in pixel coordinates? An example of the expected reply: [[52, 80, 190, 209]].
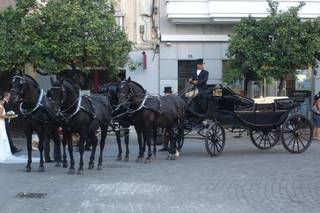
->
[[25, 167, 31, 172], [167, 155, 171, 160], [116, 156, 122, 161], [97, 165, 103, 171], [63, 162, 68, 168], [55, 162, 61, 167], [68, 169, 75, 174], [88, 164, 94, 170], [38, 167, 45, 172], [152, 155, 156, 159], [124, 157, 129, 162], [136, 158, 142, 163], [77, 170, 84, 175]]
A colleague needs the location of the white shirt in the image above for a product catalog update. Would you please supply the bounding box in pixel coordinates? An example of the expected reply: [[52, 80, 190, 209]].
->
[[196, 69, 202, 76]]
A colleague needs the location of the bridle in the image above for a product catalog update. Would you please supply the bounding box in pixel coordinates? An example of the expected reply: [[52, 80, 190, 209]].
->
[[10, 76, 26, 102], [11, 75, 44, 115], [50, 82, 84, 121]]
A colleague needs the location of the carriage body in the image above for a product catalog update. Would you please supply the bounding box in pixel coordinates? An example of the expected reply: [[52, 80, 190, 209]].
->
[[206, 91, 296, 131], [183, 84, 313, 156]]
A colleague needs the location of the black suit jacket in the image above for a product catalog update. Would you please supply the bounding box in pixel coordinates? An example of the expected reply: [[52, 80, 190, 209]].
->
[[191, 69, 209, 95], [3, 99, 10, 112]]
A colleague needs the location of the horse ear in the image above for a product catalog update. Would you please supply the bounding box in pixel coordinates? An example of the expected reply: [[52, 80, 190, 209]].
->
[[15, 69, 21, 76], [128, 77, 131, 82], [50, 76, 55, 86]]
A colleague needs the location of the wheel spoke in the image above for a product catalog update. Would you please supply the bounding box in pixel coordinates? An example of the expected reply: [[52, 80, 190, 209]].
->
[[258, 135, 265, 146], [286, 136, 295, 147], [297, 136, 306, 149], [300, 134, 310, 142], [266, 134, 272, 147], [296, 137, 300, 152], [254, 133, 263, 142], [293, 137, 298, 151]]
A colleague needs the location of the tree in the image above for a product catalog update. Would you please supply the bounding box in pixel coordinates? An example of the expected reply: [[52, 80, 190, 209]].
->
[[0, 0, 39, 73], [0, 0, 132, 76], [226, 0, 320, 95]]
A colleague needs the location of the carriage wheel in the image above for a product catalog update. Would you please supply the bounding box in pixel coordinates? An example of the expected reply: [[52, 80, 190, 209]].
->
[[164, 127, 185, 151], [281, 114, 313, 153], [249, 128, 280, 150], [205, 122, 225, 157]]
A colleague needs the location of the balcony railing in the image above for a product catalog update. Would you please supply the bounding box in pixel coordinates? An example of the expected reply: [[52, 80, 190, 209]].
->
[[166, 0, 320, 24]]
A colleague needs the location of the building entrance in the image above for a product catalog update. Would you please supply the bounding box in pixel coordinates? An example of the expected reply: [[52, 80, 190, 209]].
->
[[178, 60, 197, 92]]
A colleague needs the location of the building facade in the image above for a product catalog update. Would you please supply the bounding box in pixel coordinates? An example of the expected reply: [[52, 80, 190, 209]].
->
[[160, 0, 320, 96], [115, 0, 160, 94]]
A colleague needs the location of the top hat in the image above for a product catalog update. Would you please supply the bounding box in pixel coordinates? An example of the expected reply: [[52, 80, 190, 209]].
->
[[163, 86, 172, 93], [196, 58, 204, 65]]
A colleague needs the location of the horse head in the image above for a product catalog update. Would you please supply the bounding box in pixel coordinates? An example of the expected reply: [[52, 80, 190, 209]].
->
[[46, 79, 79, 117], [46, 85, 65, 117], [118, 78, 146, 107], [10, 70, 27, 103]]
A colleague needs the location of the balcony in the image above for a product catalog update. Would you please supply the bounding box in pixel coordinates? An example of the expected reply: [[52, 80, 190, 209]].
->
[[166, 0, 320, 24]]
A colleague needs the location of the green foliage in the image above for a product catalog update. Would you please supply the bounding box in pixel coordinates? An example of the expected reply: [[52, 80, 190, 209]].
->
[[226, 0, 320, 85], [0, 0, 39, 73], [0, 0, 132, 75]]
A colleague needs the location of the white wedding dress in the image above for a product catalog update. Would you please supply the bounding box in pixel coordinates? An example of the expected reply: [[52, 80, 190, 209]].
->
[[0, 106, 37, 164]]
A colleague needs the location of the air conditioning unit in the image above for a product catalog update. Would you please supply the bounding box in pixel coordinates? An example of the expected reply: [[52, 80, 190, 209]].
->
[[140, 0, 152, 16]]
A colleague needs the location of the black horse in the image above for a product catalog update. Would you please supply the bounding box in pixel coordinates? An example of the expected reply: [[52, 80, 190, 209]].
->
[[101, 82, 131, 161], [47, 78, 112, 174], [118, 78, 185, 161], [10, 73, 62, 172]]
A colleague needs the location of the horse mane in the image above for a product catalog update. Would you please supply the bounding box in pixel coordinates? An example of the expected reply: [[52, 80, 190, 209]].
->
[[62, 78, 80, 91], [24, 75, 39, 88], [130, 80, 146, 93]]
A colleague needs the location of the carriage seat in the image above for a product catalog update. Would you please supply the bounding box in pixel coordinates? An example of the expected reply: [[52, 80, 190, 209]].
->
[[253, 96, 288, 104], [221, 95, 255, 111], [253, 97, 296, 111]]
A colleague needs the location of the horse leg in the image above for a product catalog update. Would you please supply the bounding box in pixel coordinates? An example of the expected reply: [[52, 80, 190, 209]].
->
[[77, 132, 86, 175], [43, 133, 52, 163], [135, 129, 144, 162], [88, 131, 98, 169], [51, 129, 62, 167], [167, 127, 177, 160], [144, 130, 152, 164], [62, 131, 68, 168], [124, 127, 130, 162], [66, 132, 75, 174], [114, 125, 122, 161], [98, 125, 107, 170], [152, 127, 157, 158], [25, 130, 33, 172], [37, 130, 45, 172]]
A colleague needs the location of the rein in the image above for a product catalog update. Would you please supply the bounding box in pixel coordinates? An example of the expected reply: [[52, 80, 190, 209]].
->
[[112, 94, 162, 119]]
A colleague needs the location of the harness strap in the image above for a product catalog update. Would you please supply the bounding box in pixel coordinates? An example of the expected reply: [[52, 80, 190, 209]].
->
[[19, 89, 44, 115]]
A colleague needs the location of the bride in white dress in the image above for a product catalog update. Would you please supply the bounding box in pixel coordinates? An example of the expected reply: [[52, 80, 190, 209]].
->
[[0, 100, 37, 164]]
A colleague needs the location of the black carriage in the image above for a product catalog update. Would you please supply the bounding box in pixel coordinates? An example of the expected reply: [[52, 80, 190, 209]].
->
[[168, 84, 313, 157]]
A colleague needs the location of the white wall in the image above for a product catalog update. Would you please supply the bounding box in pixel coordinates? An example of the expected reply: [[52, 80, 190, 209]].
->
[[125, 50, 160, 94]]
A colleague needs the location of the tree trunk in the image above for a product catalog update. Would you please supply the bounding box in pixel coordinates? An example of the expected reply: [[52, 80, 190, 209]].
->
[[243, 76, 249, 96], [277, 77, 285, 96]]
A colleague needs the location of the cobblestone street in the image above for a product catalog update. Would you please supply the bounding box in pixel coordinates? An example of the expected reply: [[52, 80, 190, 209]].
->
[[0, 131, 320, 213]]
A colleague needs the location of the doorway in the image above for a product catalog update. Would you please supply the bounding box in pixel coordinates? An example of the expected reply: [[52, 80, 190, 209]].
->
[[178, 60, 197, 92]]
